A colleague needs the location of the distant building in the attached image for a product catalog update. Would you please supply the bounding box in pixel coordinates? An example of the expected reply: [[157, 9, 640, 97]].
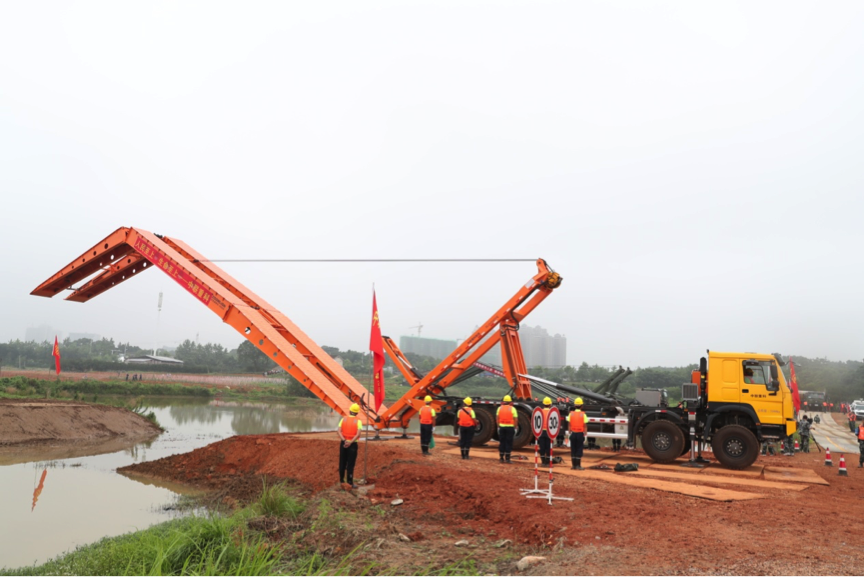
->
[[481, 325, 566, 369], [125, 355, 184, 365], [399, 336, 459, 361], [25, 325, 56, 343]]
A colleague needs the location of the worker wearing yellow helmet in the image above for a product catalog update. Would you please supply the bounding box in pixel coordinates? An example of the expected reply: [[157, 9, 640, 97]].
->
[[419, 395, 436, 456], [337, 403, 362, 487], [496, 395, 518, 464], [567, 397, 590, 470], [457, 397, 478, 460], [539, 397, 554, 466]]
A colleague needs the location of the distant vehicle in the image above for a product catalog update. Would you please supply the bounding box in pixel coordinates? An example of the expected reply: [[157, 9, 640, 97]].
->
[[852, 400, 864, 419]]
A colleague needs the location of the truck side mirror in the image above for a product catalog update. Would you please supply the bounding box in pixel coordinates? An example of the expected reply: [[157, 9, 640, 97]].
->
[[770, 364, 779, 380]]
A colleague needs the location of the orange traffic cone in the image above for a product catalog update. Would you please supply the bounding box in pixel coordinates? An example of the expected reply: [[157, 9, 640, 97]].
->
[[838, 455, 848, 476], [824, 447, 832, 467], [794, 439, 800, 451]]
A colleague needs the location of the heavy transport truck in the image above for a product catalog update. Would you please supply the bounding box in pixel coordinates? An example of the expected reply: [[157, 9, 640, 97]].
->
[[31, 226, 794, 470]]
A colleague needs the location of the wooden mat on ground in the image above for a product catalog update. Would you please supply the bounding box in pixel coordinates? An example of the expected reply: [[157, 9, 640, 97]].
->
[[763, 466, 830, 486], [553, 469, 763, 502], [618, 468, 808, 491]]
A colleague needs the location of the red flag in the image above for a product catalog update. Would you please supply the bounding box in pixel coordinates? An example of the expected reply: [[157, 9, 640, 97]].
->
[[52, 336, 61, 376], [788, 358, 801, 413], [370, 291, 385, 411]]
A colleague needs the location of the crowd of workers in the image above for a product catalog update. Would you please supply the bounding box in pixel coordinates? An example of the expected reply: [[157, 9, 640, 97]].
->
[[336, 397, 865, 485]]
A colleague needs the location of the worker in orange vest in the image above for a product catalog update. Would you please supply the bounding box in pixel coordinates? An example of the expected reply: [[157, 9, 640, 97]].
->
[[822, 401, 827, 413], [419, 395, 436, 456], [857, 424, 864, 468], [538, 397, 553, 466], [848, 410, 857, 433], [567, 398, 590, 470], [458, 398, 478, 460], [337, 403, 362, 488], [496, 395, 518, 464]]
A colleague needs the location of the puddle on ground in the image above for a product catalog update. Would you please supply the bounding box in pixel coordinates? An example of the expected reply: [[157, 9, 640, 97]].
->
[[0, 398, 415, 570]]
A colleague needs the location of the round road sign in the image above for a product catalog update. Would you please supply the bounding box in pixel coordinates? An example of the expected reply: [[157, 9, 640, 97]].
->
[[547, 407, 562, 438], [531, 407, 544, 438]]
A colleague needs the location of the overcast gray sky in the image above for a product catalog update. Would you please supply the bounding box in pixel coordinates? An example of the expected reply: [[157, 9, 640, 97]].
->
[[1, 1, 862, 368]]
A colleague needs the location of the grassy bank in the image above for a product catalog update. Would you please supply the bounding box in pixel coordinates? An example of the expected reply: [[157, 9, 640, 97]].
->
[[1, 481, 487, 576]]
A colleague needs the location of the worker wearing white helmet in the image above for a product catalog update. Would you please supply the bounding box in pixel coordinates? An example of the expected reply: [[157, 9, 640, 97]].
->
[[496, 395, 518, 464], [567, 398, 590, 470], [539, 397, 554, 466], [419, 395, 436, 456], [457, 397, 478, 460], [337, 403, 362, 488]]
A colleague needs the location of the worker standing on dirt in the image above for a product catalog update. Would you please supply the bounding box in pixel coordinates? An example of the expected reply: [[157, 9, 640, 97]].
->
[[567, 398, 589, 470], [419, 396, 436, 456], [848, 410, 857, 433], [337, 403, 362, 487], [539, 397, 553, 466], [458, 398, 477, 460], [857, 423, 864, 468], [798, 417, 811, 453], [496, 395, 518, 464]]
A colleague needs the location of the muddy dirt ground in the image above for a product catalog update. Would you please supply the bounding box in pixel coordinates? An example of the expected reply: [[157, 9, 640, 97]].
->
[[0, 399, 162, 453], [121, 428, 864, 576]]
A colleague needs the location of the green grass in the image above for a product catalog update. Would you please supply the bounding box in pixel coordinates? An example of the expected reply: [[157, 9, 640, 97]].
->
[[252, 478, 305, 519]]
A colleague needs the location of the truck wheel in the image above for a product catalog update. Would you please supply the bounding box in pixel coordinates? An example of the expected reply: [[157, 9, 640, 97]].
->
[[711, 425, 759, 469], [471, 408, 496, 446], [681, 437, 691, 456], [641, 420, 685, 464], [512, 410, 533, 450]]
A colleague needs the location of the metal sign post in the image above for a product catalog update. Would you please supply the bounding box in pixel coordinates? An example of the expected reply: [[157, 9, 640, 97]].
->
[[524, 407, 573, 505], [520, 407, 548, 497]]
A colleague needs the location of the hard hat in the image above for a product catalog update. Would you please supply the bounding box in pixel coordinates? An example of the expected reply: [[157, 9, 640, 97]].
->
[[503, 395, 512, 403], [424, 395, 432, 403], [543, 397, 552, 406], [574, 397, 584, 406], [349, 403, 360, 414], [463, 397, 473, 406]]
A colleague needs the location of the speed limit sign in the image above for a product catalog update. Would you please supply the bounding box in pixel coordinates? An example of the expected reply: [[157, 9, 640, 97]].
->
[[547, 407, 562, 438], [531, 407, 544, 439]]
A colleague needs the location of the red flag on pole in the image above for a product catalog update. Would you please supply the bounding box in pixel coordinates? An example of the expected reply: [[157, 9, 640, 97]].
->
[[52, 336, 61, 376], [789, 358, 801, 413], [370, 291, 385, 411]]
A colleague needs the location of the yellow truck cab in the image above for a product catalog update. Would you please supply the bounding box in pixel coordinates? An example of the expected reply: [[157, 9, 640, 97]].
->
[[633, 351, 796, 469]]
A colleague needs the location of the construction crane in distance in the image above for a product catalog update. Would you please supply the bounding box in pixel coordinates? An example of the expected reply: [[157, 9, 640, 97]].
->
[[408, 323, 423, 336]]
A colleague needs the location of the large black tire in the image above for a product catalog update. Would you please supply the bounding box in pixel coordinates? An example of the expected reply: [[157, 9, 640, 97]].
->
[[681, 437, 692, 456], [641, 420, 686, 464], [512, 409, 533, 450], [471, 407, 496, 446], [711, 425, 759, 469]]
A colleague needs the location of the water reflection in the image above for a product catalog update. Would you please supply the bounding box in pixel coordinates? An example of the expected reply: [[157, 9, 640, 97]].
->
[[32, 469, 47, 512]]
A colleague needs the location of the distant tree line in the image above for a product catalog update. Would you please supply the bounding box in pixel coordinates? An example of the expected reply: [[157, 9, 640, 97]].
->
[[2, 338, 861, 403]]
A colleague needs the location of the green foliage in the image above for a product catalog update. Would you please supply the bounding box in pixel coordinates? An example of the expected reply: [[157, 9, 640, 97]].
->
[[252, 479, 305, 519], [0, 377, 212, 399]]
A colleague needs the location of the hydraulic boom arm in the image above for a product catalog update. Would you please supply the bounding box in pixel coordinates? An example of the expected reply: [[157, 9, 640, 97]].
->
[[31, 227, 383, 423]]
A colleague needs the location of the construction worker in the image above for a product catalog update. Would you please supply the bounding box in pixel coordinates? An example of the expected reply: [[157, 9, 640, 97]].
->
[[496, 395, 518, 463], [457, 398, 477, 460], [419, 395, 435, 455], [798, 417, 812, 453], [539, 397, 553, 466], [567, 398, 589, 470], [848, 410, 857, 433], [337, 403, 362, 487], [743, 368, 757, 384], [857, 423, 864, 468]]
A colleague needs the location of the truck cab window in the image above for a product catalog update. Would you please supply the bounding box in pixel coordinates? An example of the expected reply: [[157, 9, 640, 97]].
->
[[744, 361, 778, 391]]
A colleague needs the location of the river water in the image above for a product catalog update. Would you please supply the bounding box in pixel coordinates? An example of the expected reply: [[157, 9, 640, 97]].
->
[[0, 398, 396, 570]]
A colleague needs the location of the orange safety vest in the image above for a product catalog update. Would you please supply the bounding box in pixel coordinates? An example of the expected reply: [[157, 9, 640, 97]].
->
[[340, 416, 360, 440], [823, 402, 827, 407], [541, 408, 551, 432], [497, 404, 516, 426], [458, 408, 476, 427], [419, 406, 435, 425], [849, 413, 856, 422], [859, 427, 864, 441], [568, 410, 587, 433]]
